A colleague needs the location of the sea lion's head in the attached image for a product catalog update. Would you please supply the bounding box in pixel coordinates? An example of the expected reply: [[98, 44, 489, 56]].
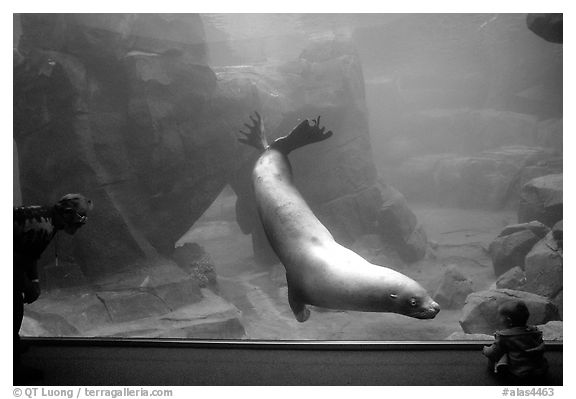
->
[[389, 280, 440, 320]]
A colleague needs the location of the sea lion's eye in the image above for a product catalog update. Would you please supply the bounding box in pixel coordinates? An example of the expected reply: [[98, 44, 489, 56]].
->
[[390, 294, 398, 299], [409, 298, 418, 307]]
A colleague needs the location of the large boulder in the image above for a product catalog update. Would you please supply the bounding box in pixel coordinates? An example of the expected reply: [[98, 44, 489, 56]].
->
[[445, 332, 494, 341], [518, 174, 563, 227], [25, 261, 244, 338], [553, 290, 563, 320], [497, 220, 550, 238], [15, 48, 153, 277], [432, 155, 517, 208], [536, 321, 562, 341], [433, 265, 474, 309], [527, 14, 563, 44], [480, 146, 558, 169], [459, 289, 560, 334], [398, 109, 540, 159], [392, 146, 561, 208], [172, 243, 218, 291], [390, 153, 456, 202], [521, 227, 563, 298], [94, 290, 172, 323], [14, 14, 229, 278], [488, 221, 549, 276], [495, 266, 527, 290], [479, 146, 561, 209], [95, 290, 245, 339], [373, 184, 428, 262], [21, 310, 81, 337]]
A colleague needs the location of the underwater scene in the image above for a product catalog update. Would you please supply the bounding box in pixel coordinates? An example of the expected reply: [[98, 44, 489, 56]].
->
[[13, 13, 562, 341]]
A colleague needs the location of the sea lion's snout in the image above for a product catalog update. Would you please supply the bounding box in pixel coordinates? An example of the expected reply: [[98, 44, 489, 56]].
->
[[428, 300, 441, 318], [418, 300, 441, 319]]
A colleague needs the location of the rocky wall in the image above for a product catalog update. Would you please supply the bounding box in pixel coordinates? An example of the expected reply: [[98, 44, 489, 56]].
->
[[15, 14, 427, 282], [14, 14, 232, 278]]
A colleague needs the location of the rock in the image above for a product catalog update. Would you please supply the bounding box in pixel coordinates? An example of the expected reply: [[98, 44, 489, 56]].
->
[[85, 289, 245, 339], [21, 309, 81, 337], [14, 48, 150, 277], [391, 153, 456, 202], [19, 14, 70, 53], [124, 51, 228, 256], [374, 184, 428, 262], [433, 155, 517, 208], [514, 164, 562, 196], [172, 243, 218, 291], [551, 220, 563, 250], [316, 186, 380, 246], [495, 266, 527, 290], [13, 139, 22, 206], [19, 14, 208, 65], [316, 182, 427, 265], [446, 331, 494, 341], [26, 289, 112, 333], [521, 230, 562, 298], [95, 290, 171, 323], [127, 14, 208, 62], [14, 14, 232, 279], [488, 222, 547, 276], [158, 317, 246, 339], [151, 279, 204, 311], [389, 147, 560, 211], [526, 14, 563, 43], [497, 221, 550, 239], [459, 289, 560, 334], [402, 109, 539, 157], [480, 146, 556, 169], [433, 265, 474, 309], [20, 315, 52, 337], [536, 118, 562, 150], [463, 109, 538, 149], [480, 146, 560, 208], [536, 321, 562, 341], [518, 174, 562, 227], [42, 259, 89, 291], [552, 290, 562, 320]]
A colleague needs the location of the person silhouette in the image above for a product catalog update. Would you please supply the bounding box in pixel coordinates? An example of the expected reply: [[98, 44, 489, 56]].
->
[[13, 193, 93, 384], [483, 300, 549, 385]]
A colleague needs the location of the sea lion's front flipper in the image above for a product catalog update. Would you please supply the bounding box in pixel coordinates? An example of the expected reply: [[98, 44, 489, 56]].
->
[[288, 286, 310, 322]]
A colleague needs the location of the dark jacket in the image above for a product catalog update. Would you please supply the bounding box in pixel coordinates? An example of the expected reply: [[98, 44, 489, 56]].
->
[[483, 325, 548, 379], [13, 205, 56, 289]]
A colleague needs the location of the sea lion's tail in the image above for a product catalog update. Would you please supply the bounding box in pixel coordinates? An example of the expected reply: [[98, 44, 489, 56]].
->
[[271, 116, 333, 155], [238, 111, 268, 151]]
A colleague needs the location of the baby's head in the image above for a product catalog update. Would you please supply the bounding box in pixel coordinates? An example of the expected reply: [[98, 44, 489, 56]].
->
[[498, 300, 530, 328]]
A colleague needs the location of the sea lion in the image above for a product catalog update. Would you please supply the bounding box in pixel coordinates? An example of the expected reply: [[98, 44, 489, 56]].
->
[[239, 112, 440, 322]]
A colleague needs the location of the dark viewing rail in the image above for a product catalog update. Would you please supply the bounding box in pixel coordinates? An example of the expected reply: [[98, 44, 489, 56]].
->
[[23, 336, 564, 351], [19, 338, 563, 386]]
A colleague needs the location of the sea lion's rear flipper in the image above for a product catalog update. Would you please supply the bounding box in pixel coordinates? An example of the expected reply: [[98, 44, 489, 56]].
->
[[271, 116, 333, 155], [238, 111, 268, 151], [288, 286, 310, 322]]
